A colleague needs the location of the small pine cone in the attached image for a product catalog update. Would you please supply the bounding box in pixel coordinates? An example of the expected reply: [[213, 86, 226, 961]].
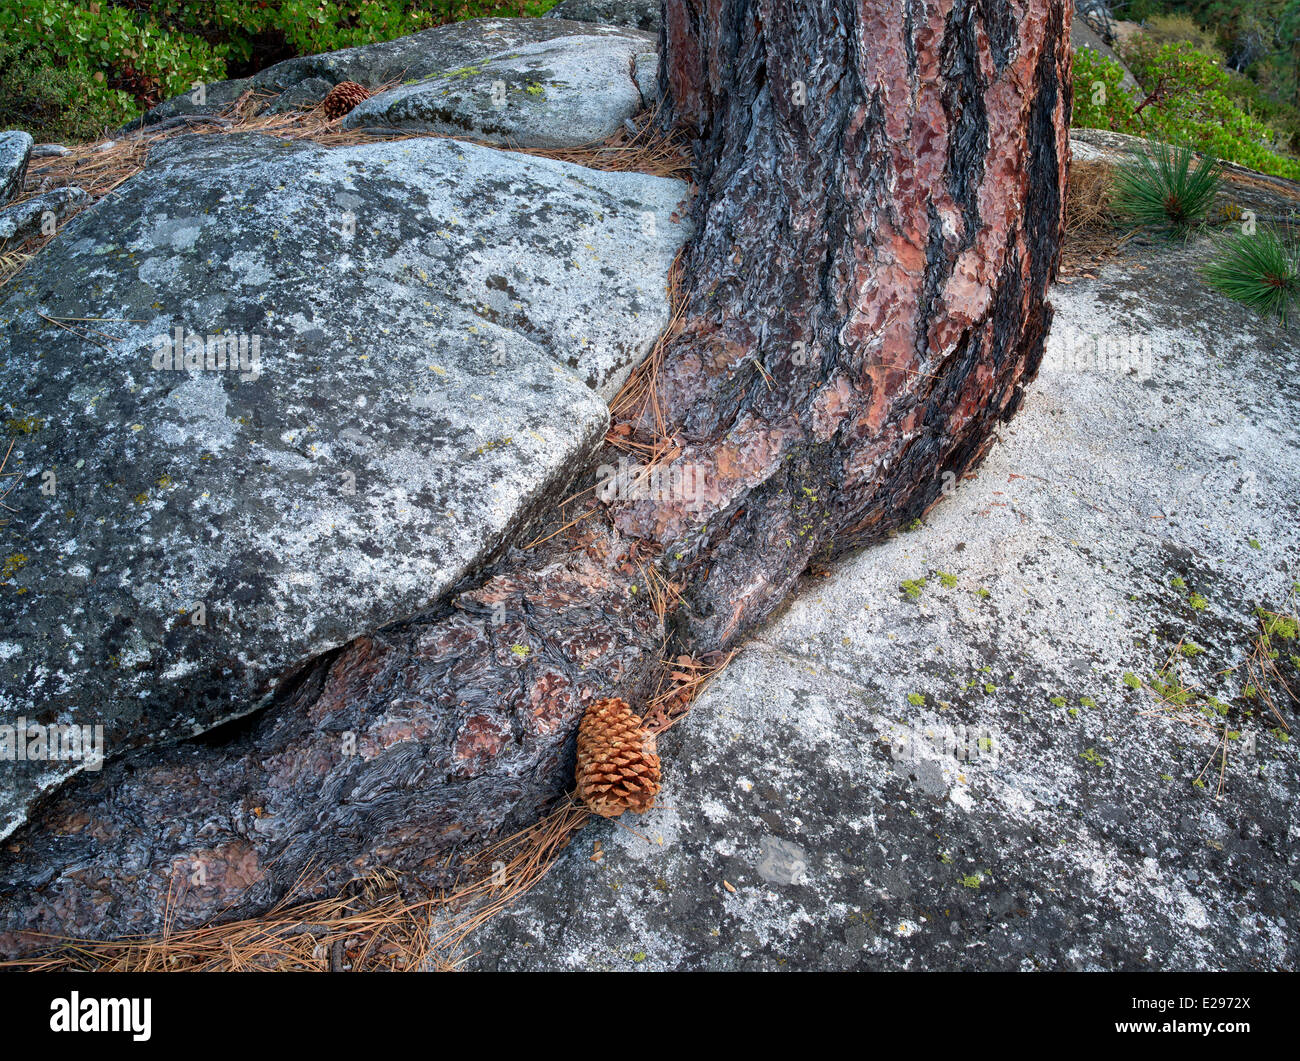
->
[[576, 697, 661, 818], [321, 81, 371, 119]]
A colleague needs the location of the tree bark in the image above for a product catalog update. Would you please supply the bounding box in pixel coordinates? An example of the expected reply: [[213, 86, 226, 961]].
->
[[0, 0, 1070, 957]]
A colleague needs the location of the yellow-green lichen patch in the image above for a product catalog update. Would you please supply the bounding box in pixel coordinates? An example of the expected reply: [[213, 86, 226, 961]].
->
[[1, 553, 28, 583], [4, 414, 43, 435]]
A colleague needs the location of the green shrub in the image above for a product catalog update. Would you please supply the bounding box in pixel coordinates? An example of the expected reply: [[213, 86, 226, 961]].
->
[[1112, 140, 1222, 235], [1202, 224, 1300, 321], [0, 40, 134, 143], [1073, 47, 1139, 131], [1071, 41, 1300, 180], [1125, 40, 1300, 176], [0, 1, 562, 142], [0, 1, 226, 117], [1133, 0, 1300, 109], [139, 1, 561, 70]]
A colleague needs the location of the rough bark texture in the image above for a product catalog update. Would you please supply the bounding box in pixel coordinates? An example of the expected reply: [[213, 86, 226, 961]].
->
[[648, 0, 1071, 651], [0, 0, 1069, 956]]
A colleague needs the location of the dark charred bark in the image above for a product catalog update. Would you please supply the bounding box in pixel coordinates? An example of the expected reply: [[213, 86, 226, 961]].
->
[[0, 0, 1070, 956]]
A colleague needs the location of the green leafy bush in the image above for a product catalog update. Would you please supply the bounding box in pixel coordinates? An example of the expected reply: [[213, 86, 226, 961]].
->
[[1124, 39, 1297, 170], [0, 1, 561, 142], [1073, 47, 1140, 131], [138, 1, 561, 70], [1202, 224, 1300, 321], [0, 40, 135, 143], [1112, 140, 1223, 235], [1071, 41, 1300, 180], [0, 1, 226, 119], [1112, 2, 1300, 120]]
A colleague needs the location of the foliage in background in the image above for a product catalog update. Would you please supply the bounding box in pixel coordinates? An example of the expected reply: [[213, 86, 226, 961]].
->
[[1111, 139, 1223, 234], [1127, 38, 1300, 174], [1073, 47, 1141, 129], [1114, 0, 1299, 106], [1072, 41, 1300, 179], [0, 0, 560, 142], [1201, 224, 1300, 321], [1129, 12, 1225, 55], [0, 40, 137, 143]]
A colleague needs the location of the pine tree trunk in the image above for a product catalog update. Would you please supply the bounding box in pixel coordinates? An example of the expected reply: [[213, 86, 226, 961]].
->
[[648, 0, 1071, 650], [0, 0, 1070, 956]]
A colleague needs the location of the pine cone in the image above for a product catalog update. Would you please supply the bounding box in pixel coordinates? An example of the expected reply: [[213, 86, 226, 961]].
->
[[321, 81, 371, 120], [576, 697, 661, 818]]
